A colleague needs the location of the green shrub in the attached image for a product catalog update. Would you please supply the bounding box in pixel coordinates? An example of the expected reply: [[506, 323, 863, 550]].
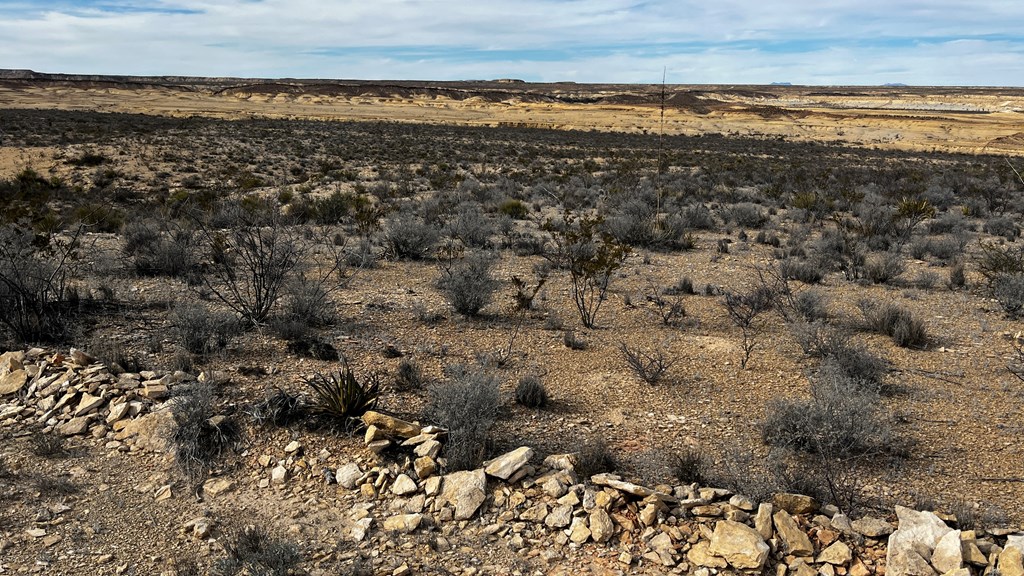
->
[[498, 198, 529, 219]]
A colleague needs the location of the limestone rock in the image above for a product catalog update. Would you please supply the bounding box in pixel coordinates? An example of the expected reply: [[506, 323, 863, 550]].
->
[[484, 446, 533, 480], [772, 492, 819, 515], [568, 517, 591, 544], [390, 474, 418, 496], [853, 516, 896, 538], [818, 541, 853, 565], [708, 520, 770, 570], [440, 469, 486, 521], [366, 439, 391, 454], [57, 416, 91, 436], [0, 369, 28, 395], [74, 393, 105, 417], [413, 439, 441, 459], [754, 502, 774, 540], [886, 506, 952, 576], [931, 530, 963, 574], [271, 465, 288, 485], [999, 545, 1024, 576], [590, 473, 676, 503], [543, 453, 577, 471], [362, 411, 421, 438], [520, 502, 548, 523], [589, 508, 614, 543], [284, 440, 302, 454], [203, 477, 235, 497], [545, 504, 573, 529], [687, 540, 728, 568], [774, 509, 814, 556], [336, 463, 361, 489], [364, 424, 385, 444], [413, 456, 436, 479], [383, 513, 422, 533], [105, 402, 130, 424]]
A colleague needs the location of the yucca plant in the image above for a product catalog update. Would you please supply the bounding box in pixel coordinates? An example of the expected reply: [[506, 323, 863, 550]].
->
[[303, 359, 380, 420]]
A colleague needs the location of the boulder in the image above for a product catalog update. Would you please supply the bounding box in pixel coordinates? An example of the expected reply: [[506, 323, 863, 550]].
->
[[886, 506, 952, 576], [772, 492, 819, 515], [383, 513, 422, 533], [390, 474, 418, 496], [818, 541, 853, 565], [999, 546, 1024, 576], [687, 540, 728, 568], [440, 469, 486, 520], [774, 509, 814, 556], [708, 520, 770, 570], [568, 517, 591, 544], [754, 502, 774, 540], [853, 516, 895, 538], [930, 530, 963, 574], [336, 463, 362, 489], [484, 446, 533, 480], [57, 416, 91, 436], [0, 369, 27, 395], [589, 508, 614, 543], [362, 411, 421, 438], [544, 504, 573, 529]]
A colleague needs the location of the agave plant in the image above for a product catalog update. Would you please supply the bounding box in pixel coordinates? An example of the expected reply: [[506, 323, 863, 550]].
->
[[303, 359, 380, 420]]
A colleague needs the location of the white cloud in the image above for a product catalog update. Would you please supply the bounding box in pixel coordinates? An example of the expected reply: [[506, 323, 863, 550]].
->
[[0, 1, 1022, 84]]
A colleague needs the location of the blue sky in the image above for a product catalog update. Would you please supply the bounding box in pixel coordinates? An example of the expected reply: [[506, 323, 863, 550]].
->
[[1, 1, 1022, 85]]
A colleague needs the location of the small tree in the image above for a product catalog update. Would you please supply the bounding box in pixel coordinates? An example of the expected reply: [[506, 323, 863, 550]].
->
[[544, 212, 629, 328], [723, 286, 773, 368]]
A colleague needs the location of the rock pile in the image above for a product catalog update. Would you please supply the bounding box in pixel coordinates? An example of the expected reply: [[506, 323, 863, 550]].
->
[[3, 348, 1022, 575], [0, 348, 197, 450]]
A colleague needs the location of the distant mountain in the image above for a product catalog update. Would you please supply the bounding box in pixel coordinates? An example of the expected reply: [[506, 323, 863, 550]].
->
[[883, 83, 908, 87], [770, 82, 792, 86]]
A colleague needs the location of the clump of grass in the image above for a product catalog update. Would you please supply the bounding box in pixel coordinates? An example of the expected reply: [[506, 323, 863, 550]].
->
[[171, 383, 239, 486], [514, 374, 548, 408], [669, 447, 708, 485], [394, 358, 425, 391], [563, 330, 586, 350], [214, 526, 302, 576], [858, 299, 928, 348], [29, 431, 67, 458], [249, 388, 305, 427], [575, 436, 616, 481]]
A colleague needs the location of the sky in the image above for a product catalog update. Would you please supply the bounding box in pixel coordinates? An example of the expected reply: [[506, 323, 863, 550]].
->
[[1, 1, 1023, 85]]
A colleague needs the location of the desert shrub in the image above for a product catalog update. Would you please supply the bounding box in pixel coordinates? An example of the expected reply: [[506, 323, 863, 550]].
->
[[543, 212, 629, 328], [778, 257, 826, 284], [75, 202, 124, 233], [726, 202, 768, 228], [498, 198, 529, 219], [171, 383, 239, 486], [563, 329, 587, 350], [927, 211, 969, 235], [170, 301, 235, 355], [858, 300, 928, 348], [983, 216, 1020, 240], [426, 365, 501, 471], [648, 292, 687, 327], [949, 261, 967, 289], [761, 370, 894, 458], [249, 388, 305, 427], [213, 526, 301, 576], [29, 430, 67, 458], [384, 212, 440, 260], [604, 198, 662, 248], [0, 223, 83, 343], [865, 251, 905, 284], [438, 251, 499, 316], [198, 217, 302, 326], [394, 358, 425, 391], [723, 286, 774, 368], [514, 374, 549, 408], [993, 273, 1024, 317], [619, 342, 675, 384], [124, 223, 198, 279], [663, 276, 695, 296], [792, 289, 829, 322], [575, 437, 617, 480], [280, 275, 336, 328], [446, 203, 495, 248], [303, 360, 380, 421], [680, 203, 716, 230], [669, 447, 708, 485], [976, 241, 1024, 286]]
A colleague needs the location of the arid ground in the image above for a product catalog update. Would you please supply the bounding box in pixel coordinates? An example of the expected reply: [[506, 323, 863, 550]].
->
[[0, 74, 1022, 575]]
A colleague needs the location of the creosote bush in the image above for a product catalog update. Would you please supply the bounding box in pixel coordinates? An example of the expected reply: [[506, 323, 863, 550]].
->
[[426, 365, 500, 471]]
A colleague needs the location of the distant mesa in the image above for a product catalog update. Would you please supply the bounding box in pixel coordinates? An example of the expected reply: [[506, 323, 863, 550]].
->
[[884, 83, 908, 87], [770, 82, 792, 86], [493, 78, 525, 84]]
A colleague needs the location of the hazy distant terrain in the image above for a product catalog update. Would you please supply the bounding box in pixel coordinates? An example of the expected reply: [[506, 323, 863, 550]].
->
[[2, 70, 1023, 155]]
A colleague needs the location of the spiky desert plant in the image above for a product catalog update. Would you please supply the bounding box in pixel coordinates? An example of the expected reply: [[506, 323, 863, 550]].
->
[[303, 359, 380, 420]]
